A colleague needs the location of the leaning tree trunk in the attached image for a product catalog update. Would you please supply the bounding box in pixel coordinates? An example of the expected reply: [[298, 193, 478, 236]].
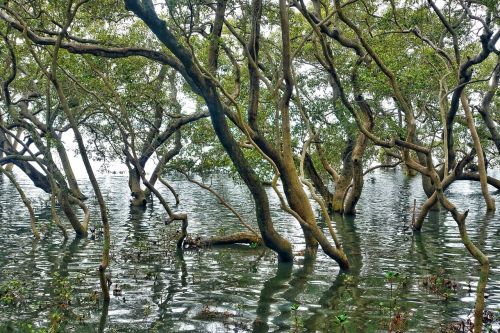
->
[[462, 94, 495, 211], [276, 0, 349, 267], [207, 94, 294, 262], [0, 126, 52, 193], [280, 159, 319, 253], [4, 128, 22, 172], [9, 159, 52, 193], [429, 168, 489, 333], [55, 138, 87, 200], [303, 153, 332, 206], [144, 130, 182, 198], [45, 16, 111, 301], [24, 120, 89, 236]]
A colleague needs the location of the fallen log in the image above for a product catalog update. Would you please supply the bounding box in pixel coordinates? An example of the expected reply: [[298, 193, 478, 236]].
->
[[182, 231, 263, 248]]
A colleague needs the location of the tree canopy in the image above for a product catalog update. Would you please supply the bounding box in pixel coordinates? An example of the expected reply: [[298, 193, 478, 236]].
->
[[0, 0, 499, 330]]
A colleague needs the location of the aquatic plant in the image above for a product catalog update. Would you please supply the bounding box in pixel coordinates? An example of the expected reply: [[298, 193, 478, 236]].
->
[[385, 271, 400, 299], [334, 313, 349, 333]]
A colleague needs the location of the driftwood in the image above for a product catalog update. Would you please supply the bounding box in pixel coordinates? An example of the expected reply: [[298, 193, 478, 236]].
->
[[183, 231, 262, 247], [162, 171, 265, 248]]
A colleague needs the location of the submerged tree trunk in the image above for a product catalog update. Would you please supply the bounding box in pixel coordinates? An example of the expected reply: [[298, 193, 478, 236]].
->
[[273, 0, 348, 267], [344, 103, 373, 215], [59, 192, 89, 236], [280, 159, 320, 253], [343, 141, 365, 215], [129, 167, 147, 206], [449, 208, 489, 333], [206, 96, 294, 262], [420, 157, 489, 333], [461, 95, 495, 211], [332, 138, 354, 214], [413, 152, 474, 231], [50, 189, 68, 239]]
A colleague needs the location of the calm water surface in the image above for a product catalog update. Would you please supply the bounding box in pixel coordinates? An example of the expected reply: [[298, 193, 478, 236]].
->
[[0, 169, 499, 332]]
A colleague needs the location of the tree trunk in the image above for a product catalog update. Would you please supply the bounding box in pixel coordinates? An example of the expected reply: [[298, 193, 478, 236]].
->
[[280, 159, 319, 253], [344, 107, 373, 215], [343, 147, 365, 215], [145, 129, 182, 198], [332, 138, 354, 213], [47, 21, 111, 301], [55, 139, 86, 200], [462, 94, 495, 211], [303, 152, 332, 206], [457, 172, 500, 190], [129, 167, 147, 206], [415, 150, 441, 211], [59, 192, 88, 236], [477, 57, 500, 155], [206, 94, 294, 262], [427, 161, 489, 333], [277, 149, 349, 267], [4, 128, 22, 172], [9, 159, 52, 193]]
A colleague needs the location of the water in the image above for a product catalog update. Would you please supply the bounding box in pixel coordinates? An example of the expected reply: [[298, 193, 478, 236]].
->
[[0, 169, 499, 332]]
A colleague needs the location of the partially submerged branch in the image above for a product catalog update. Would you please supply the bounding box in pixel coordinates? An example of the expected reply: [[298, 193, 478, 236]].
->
[[184, 231, 262, 247]]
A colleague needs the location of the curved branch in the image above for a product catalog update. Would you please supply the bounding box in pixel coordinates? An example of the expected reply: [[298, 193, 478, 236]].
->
[[179, 171, 259, 237]]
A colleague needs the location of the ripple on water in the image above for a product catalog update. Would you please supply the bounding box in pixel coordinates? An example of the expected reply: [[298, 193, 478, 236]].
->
[[0, 169, 499, 332]]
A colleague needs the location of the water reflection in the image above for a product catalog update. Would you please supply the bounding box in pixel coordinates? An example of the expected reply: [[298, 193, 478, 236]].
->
[[253, 262, 293, 333], [98, 301, 109, 333], [0, 170, 499, 332]]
